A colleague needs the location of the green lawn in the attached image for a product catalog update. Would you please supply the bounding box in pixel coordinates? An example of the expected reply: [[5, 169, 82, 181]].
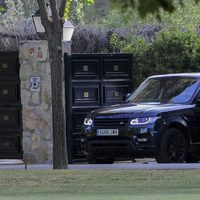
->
[[0, 169, 199, 200]]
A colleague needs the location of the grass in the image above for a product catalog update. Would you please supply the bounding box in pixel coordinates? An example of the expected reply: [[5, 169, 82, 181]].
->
[[0, 169, 199, 199]]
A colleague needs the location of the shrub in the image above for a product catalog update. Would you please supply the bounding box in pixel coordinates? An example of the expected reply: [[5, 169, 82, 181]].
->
[[71, 27, 131, 53], [123, 30, 200, 87]]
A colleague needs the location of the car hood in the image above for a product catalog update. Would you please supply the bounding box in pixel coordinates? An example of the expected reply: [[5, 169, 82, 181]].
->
[[91, 103, 194, 118]]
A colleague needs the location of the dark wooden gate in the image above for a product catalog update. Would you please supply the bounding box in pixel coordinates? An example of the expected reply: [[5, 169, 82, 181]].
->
[[65, 53, 133, 163], [0, 52, 22, 159]]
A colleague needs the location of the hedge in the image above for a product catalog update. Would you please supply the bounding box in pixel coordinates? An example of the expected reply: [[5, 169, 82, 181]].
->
[[123, 30, 200, 87]]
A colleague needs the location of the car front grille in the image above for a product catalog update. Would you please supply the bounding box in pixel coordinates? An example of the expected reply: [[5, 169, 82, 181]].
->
[[94, 118, 129, 127]]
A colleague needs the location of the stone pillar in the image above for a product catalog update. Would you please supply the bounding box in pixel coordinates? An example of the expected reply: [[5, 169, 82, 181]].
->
[[19, 40, 71, 164], [19, 40, 52, 164]]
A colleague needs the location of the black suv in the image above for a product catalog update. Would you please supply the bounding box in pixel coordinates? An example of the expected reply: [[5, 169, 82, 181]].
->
[[81, 73, 200, 163]]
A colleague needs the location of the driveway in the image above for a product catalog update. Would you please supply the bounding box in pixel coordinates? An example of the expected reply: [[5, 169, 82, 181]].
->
[[0, 159, 199, 170]]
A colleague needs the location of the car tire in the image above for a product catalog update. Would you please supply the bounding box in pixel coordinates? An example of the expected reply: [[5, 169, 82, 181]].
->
[[155, 128, 188, 163]]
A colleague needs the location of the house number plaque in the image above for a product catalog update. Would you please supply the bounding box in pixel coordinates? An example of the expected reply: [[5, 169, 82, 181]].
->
[[30, 76, 41, 92]]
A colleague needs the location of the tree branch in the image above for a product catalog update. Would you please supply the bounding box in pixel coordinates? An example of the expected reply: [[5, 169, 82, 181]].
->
[[36, 0, 50, 28], [50, 0, 60, 24], [59, 0, 68, 18]]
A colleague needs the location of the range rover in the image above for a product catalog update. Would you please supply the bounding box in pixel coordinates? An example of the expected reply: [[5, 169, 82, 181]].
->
[[81, 73, 200, 163]]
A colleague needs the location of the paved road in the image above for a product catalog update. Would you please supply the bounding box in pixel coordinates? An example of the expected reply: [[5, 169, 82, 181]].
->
[[0, 160, 199, 170], [70, 162, 200, 170]]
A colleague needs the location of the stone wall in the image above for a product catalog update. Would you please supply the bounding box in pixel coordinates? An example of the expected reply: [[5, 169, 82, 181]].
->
[[19, 40, 53, 163]]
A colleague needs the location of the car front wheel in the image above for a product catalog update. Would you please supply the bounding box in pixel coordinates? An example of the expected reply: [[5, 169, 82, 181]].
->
[[156, 128, 188, 163]]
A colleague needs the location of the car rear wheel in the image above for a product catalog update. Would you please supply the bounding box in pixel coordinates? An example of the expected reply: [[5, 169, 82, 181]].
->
[[156, 128, 188, 163]]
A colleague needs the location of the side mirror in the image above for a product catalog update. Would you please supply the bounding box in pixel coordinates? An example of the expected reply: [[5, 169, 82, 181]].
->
[[123, 93, 131, 101]]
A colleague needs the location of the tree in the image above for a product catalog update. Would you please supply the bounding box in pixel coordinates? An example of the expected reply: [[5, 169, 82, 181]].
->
[[37, 0, 199, 169], [0, 0, 35, 48], [83, 0, 111, 25], [112, 0, 200, 19], [36, 0, 93, 169], [36, 0, 67, 169]]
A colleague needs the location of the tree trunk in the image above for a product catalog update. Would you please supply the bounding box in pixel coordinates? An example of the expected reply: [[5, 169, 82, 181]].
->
[[36, 0, 68, 169], [47, 28, 68, 169]]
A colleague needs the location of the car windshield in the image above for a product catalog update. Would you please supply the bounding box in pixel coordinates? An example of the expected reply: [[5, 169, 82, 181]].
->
[[126, 76, 199, 104]]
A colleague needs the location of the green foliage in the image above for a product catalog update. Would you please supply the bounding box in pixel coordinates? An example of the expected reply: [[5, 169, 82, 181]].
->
[[123, 30, 200, 87], [64, 0, 73, 20], [67, 1, 85, 24], [160, 0, 200, 32], [0, 6, 5, 13], [99, 0, 200, 31], [83, 0, 111, 26], [101, 7, 140, 28], [83, 0, 95, 5], [112, 0, 199, 19], [0, 1, 7, 14], [0, 0, 35, 40], [109, 33, 125, 52], [0, 0, 37, 20], [87, 0, 200, 87], [21, 0, 38, 17], [1, 0, 38, 17], [64, 0, 94, 24], [0, 0, 24, 26], [123, 36, 151, 86], [136, 0, 175, 19]]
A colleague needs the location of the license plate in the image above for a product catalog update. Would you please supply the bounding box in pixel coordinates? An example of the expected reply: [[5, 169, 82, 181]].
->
[[97, 129, 119, 136]]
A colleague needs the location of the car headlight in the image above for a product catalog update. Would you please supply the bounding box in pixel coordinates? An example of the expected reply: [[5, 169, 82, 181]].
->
[[130, 117, 160, 125], [84, 117, 93, 126]]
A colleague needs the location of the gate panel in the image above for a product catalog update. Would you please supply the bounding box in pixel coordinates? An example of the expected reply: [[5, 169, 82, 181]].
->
[[72, 58, 100, 79], [103, 58, 131, 78], [0, 55, 18, 75], [72, 84, 100, 106], [0, 136, 20, 152], [0, 52, 22, 159], [0, 81, 20, 103], [103, 83, 130, 105], [0, 109, 19, 127], [65, 53, 133, 163]]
